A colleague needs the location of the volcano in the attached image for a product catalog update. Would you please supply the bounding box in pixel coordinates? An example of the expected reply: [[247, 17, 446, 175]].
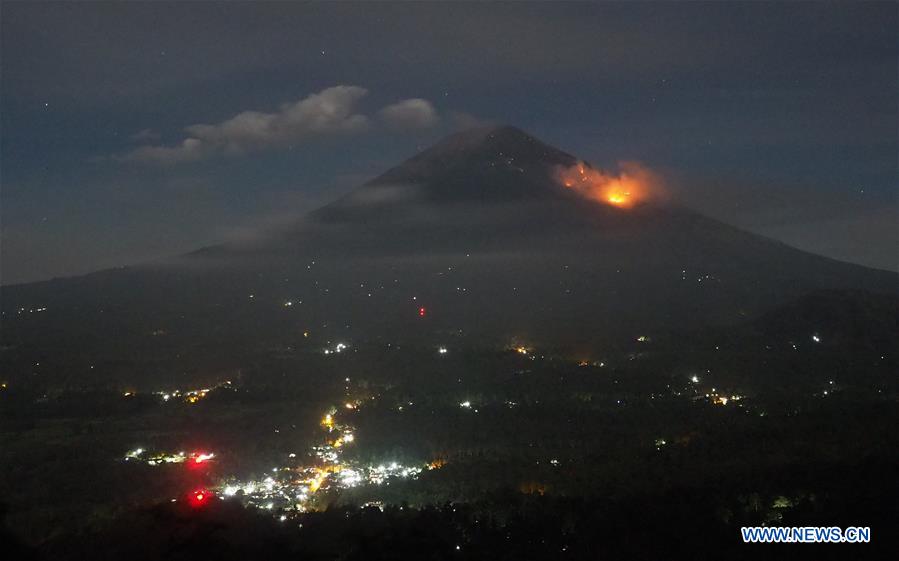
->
[[1, 126, 895, 387]]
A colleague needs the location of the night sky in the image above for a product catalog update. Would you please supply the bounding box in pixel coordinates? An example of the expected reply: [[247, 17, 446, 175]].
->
[[2, 2, 896, 284]]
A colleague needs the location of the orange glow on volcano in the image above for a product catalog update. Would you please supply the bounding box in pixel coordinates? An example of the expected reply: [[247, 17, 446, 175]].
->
[[557, 161, 661, 208], [607, 192, 630, 206]]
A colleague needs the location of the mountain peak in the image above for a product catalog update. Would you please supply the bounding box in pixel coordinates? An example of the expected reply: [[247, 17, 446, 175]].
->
[[327, 125, 579, 208], [370, 125, 577, 187]]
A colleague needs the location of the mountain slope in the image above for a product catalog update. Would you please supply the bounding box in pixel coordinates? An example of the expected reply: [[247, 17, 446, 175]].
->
[[1, 125, 895, 388]]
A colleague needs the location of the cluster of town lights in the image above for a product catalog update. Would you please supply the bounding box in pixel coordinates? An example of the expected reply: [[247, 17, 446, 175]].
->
[[124, 448, 215, 467], [209, 403, 438, 518], [126, 401, 443, 518]]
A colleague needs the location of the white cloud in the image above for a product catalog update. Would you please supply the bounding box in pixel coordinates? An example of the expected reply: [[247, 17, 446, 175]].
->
[[121, 87, 443, 164], [377, 98, 440, 130], [126, 137, 208, 164], [123, 85, 372, 164]]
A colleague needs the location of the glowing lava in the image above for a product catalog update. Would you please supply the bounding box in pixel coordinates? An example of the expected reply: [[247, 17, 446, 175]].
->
[[557, 161, 661, 208], [607, 193, 629, 206]]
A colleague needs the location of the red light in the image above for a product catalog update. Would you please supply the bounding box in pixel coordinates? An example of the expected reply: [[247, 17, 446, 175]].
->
[[418, 307, 427, 317], [189, 488, 212, 506]]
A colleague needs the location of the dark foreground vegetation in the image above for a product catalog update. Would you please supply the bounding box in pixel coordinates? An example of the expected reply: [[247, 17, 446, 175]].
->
[[2, 339, 897, 560], [4, 455, 897, 561]]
